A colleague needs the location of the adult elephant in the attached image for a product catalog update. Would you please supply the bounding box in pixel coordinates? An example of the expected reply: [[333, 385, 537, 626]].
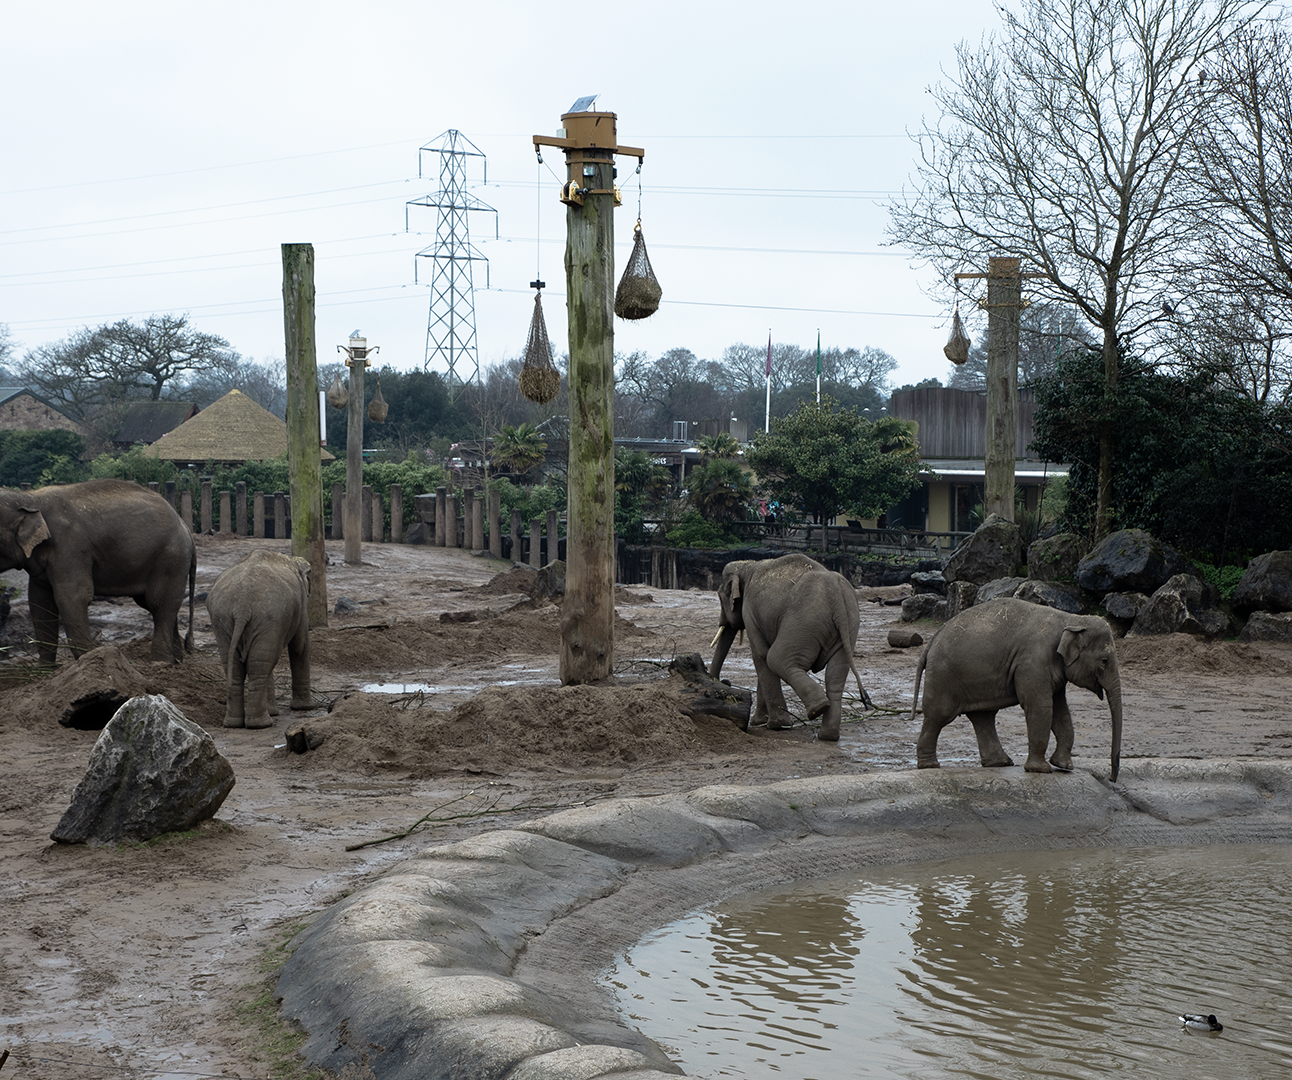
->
[[710, 554, 870, 740], [206, 549, 312, 728], [911, 597, 1123, 780], [0, 479, 195, 664]]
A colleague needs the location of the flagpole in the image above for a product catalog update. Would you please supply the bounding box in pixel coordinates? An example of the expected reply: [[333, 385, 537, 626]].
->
[[764, 331, 772, 433], [815, 329, 821, 404]]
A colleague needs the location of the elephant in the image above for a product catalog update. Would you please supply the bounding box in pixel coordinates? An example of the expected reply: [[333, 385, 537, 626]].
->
[[0, 479, 195, 664], [206, 550, 313, 729], [710, 554, 871, 740], [911, 597, 1123, 780]]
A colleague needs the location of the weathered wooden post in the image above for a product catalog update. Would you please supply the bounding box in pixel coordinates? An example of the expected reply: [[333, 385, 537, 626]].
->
[[546, 509, 559, 566], [200, 479, 213, 534], [488, 488, 502, 559], [390, 484, 403, 544], [510, 507, 522, 564], [471, 491, 484, 554], [371, 490, 383, 542], [274, 492, 287, 542], [283, 242, 329, 624], [236, 481, 248, 536], [529, 519, 542, 569], [533, 105, 644, 684], [253, 492, 265, 537], [451, 493, 463, 548], [181, 489, 193, 533], [435, 486, 448, 547], [331, 482, 344, 540], [338, 332, 377, 565], [164, 480, 176, 509], [361, 484, 374, 542], [219, 491, 232, 535]]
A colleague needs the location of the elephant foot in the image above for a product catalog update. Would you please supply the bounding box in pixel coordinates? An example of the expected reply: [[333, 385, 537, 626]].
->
[[805, 698, 830, 721], [1023, 755, 1053, 774], [245, 715, 274, 729], [269, 702, 281, 718], [767, 715, 795, 731], [290, 696, 313, 710], [817, 722, 840, 742], [916, 758, 941, 769], [223, 714, 245, 728], [1049, 754, 1074, 772], [981, 755, 1015, 768]]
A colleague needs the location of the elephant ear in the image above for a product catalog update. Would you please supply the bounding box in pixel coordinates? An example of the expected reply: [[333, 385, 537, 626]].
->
[[729, 572, 742, 602], [17, 508, 51, 558], [1058, 626, 1086, 666]]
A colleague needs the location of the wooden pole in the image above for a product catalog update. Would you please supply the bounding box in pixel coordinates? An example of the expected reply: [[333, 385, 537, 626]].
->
[[282, 243, 329, 626], [984, 257, 1021, 521], [344, 354, 365, 565]]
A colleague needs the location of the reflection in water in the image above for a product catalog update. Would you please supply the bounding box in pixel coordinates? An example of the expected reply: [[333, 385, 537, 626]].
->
[[608, 846, 1292, 1079]]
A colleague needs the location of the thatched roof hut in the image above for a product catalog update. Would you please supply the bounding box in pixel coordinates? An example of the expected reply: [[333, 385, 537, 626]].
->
[[143, 389, 333, 464]]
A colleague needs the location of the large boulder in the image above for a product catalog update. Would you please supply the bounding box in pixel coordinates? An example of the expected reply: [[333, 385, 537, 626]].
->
[[1075, 529, 1194, 595], [1104, 592, 1150, 622], [1239, 611, 1292, 642], [943, 514, 1024, 585], [945, 580, 978, 620], [909, 570, 947, 596], [1128, 575, 1228, 639], [51, 695, 235, 845], [1026, 532, 1083, 582], [975, 576, 1028, 604], [1014, 579, 1084, 614], [900, 593, 946, 622], [1232, 551, 1292, 614]]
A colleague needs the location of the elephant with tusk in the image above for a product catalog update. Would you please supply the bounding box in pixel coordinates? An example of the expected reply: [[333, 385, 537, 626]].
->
[[911, 597, 1123, 779], [710, 554, 872, 740]]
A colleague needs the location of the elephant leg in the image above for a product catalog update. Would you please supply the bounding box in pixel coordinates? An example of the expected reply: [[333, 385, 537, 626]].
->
[[815, 651, 849, 741], [1049, 691, 1075, 772], [915, 706, 956, 768], [754, 654, 795, 730], [147, 608, 183, 664], [287, 625, 312, 709], [28, 580, 61, 664], [244, 653, 280, 728], [51, 580, 95, 659], [224, 651, 247, 727], [966, 710, 1013, 767], [767, 640, 830, 722], [1019, 691, 1055, 774]]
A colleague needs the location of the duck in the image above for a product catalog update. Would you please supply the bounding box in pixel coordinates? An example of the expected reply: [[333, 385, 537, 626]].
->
[[1180, 1013, 1224, 1032]]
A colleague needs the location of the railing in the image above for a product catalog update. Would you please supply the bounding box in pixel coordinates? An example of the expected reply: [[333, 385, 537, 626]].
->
[[648, 520, 968, 558]]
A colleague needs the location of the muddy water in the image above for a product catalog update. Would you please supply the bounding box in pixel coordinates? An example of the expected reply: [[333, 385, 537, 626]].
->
[[609, 845, 1292, 1079]]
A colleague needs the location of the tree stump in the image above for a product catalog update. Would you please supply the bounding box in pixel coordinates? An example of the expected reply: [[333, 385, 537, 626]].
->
[[669, 653, 753, 731]]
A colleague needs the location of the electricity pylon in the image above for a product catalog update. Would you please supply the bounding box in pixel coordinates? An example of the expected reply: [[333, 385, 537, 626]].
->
[[405, 130, 497, 400]]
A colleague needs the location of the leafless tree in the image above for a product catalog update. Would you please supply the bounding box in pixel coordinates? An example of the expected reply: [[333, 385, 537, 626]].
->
[[889, 0, 1266, 535], [1175, 19, 1292, 404], [947, 303, 1097, 390]]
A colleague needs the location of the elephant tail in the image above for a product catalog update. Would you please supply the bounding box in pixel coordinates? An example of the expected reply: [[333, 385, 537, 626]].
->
[[911, 651, 927, 723], [829, 594, 874, 710], [848, 654, 874, 710], [185, 554, 196, 653]]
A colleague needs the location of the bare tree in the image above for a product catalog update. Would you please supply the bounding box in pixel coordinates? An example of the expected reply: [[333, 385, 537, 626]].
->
[[890, 0, 1266, 535], [1176, 19, 1292, 404], [948, 303, 1097, 390]]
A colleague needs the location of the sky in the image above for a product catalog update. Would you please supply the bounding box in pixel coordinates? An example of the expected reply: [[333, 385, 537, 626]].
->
[[3, 0, 1007, 398]]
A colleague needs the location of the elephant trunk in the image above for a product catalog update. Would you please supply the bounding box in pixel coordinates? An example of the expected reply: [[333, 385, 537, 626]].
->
[[1104, 668, 1123, 782], [710, 625, 737, 680]]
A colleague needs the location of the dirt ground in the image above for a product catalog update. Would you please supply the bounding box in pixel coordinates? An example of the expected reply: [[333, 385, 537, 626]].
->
[[4, 535, 1292, 1080]]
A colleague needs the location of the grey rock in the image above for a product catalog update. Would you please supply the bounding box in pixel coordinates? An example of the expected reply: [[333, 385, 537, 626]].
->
[[1075, 528, 1194, 595], [909, 571, 946, 596], [887, 629, 924, 648], [1014, 580, 1084, 614], [945, 580, 977, 620], [51, 695, 234, 845], [1239, 611, 1292, 642], [404, 520, 431, 545], [944, 514, 1024, 585], [1232, 550, 1292, 614], [533, 559, 566, 600], [1128, 574, 1227, 639], [900, 593, 944, 622], [1104, 591, 1150, 621], [334, 596, 362, 614], [975, 576, 1028, 604], [1026, 532, 1083, 582]]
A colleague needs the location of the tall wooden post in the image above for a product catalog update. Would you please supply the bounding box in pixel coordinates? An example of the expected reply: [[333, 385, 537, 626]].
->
[[534, 107, 643, 685], [338, 332, 376, 565], [283, 244, 329, 625]]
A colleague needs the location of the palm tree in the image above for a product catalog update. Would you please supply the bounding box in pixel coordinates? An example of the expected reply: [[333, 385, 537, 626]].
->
[[686, 459, 753, 522], [696, 432, 740, 462], [492, 423, 547, 483]]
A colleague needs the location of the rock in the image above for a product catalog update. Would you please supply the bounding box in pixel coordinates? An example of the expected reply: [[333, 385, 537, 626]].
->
[[51, 695, 235, 845], [887, 629, 924, 648], [1232, 551, 1292, 614], [944, 514, 1024, 585], [900, 593, 944, 622], [976, 577, 1028, 604], [1014, 580, 1084, 614], [1075, 529, 1194, 595], [945, 580, 977, 620], [1104, 592, 1150, 621], [285, 723, 326, 753], [404, 521, 431, 546], [334, 597, 363, 614], [1239, 611, 1292, 642], [1026, 532, 1083, 582], [909, 571, 946, 596], [1128, 575, 1228, 639], [533, 560, 566, 601]]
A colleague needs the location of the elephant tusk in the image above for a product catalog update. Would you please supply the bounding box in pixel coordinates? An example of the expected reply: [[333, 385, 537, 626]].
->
[[737, 629, 743, 647], [710, 627, 724, 648]]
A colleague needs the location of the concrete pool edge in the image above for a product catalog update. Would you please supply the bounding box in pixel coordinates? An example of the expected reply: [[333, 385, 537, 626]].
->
[[275, 760, 1292, 1080]]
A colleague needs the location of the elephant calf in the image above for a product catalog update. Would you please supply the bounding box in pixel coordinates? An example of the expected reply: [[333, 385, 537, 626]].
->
[[911, 597, 1122, 779], [207, 550, 312, 729]]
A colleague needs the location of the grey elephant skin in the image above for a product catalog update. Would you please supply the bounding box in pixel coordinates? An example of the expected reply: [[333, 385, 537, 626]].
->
[[206, 550, 312, 728], [912, 597, 1123, 779], [0, 479, 195, 664], [709, 554, 868, 740]]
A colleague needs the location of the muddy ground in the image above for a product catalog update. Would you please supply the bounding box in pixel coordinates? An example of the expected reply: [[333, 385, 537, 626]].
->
[[4, 535, 1292, 1079]]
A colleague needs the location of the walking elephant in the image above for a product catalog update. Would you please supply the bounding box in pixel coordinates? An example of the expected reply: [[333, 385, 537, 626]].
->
[[0, 479, 195, 664], [710, 554, 871, 740], [206, 550, 312, 729], [911, 597, 1123, 780]]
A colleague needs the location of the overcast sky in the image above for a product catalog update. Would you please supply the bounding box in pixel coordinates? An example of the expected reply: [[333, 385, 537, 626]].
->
[[4, 0, 1006, 397]]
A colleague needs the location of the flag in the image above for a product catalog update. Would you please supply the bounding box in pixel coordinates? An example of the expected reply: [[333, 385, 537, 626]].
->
[[816, 331, 822, 378], [766, 332, 771, 377]]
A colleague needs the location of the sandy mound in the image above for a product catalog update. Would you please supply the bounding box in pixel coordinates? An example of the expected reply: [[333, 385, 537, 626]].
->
[[1117, 634, 1292, 676], [283, 678, 766, 778]]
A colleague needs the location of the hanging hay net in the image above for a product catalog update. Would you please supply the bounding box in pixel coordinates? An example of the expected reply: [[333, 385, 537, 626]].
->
[[367, 377, 388, 423], [519, 291, 561, 404], [943, 307, 971, 364], [326, 371, 348, 410], [614, 223, 662, 321]]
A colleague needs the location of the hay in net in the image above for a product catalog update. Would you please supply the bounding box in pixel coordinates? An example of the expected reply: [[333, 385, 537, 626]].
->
[[520, 292, 561, 404], [943, 308, 971, 364], [367, 378, 388, 422], [614, 224, 662, 320], [326, 371, 348, 410]]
